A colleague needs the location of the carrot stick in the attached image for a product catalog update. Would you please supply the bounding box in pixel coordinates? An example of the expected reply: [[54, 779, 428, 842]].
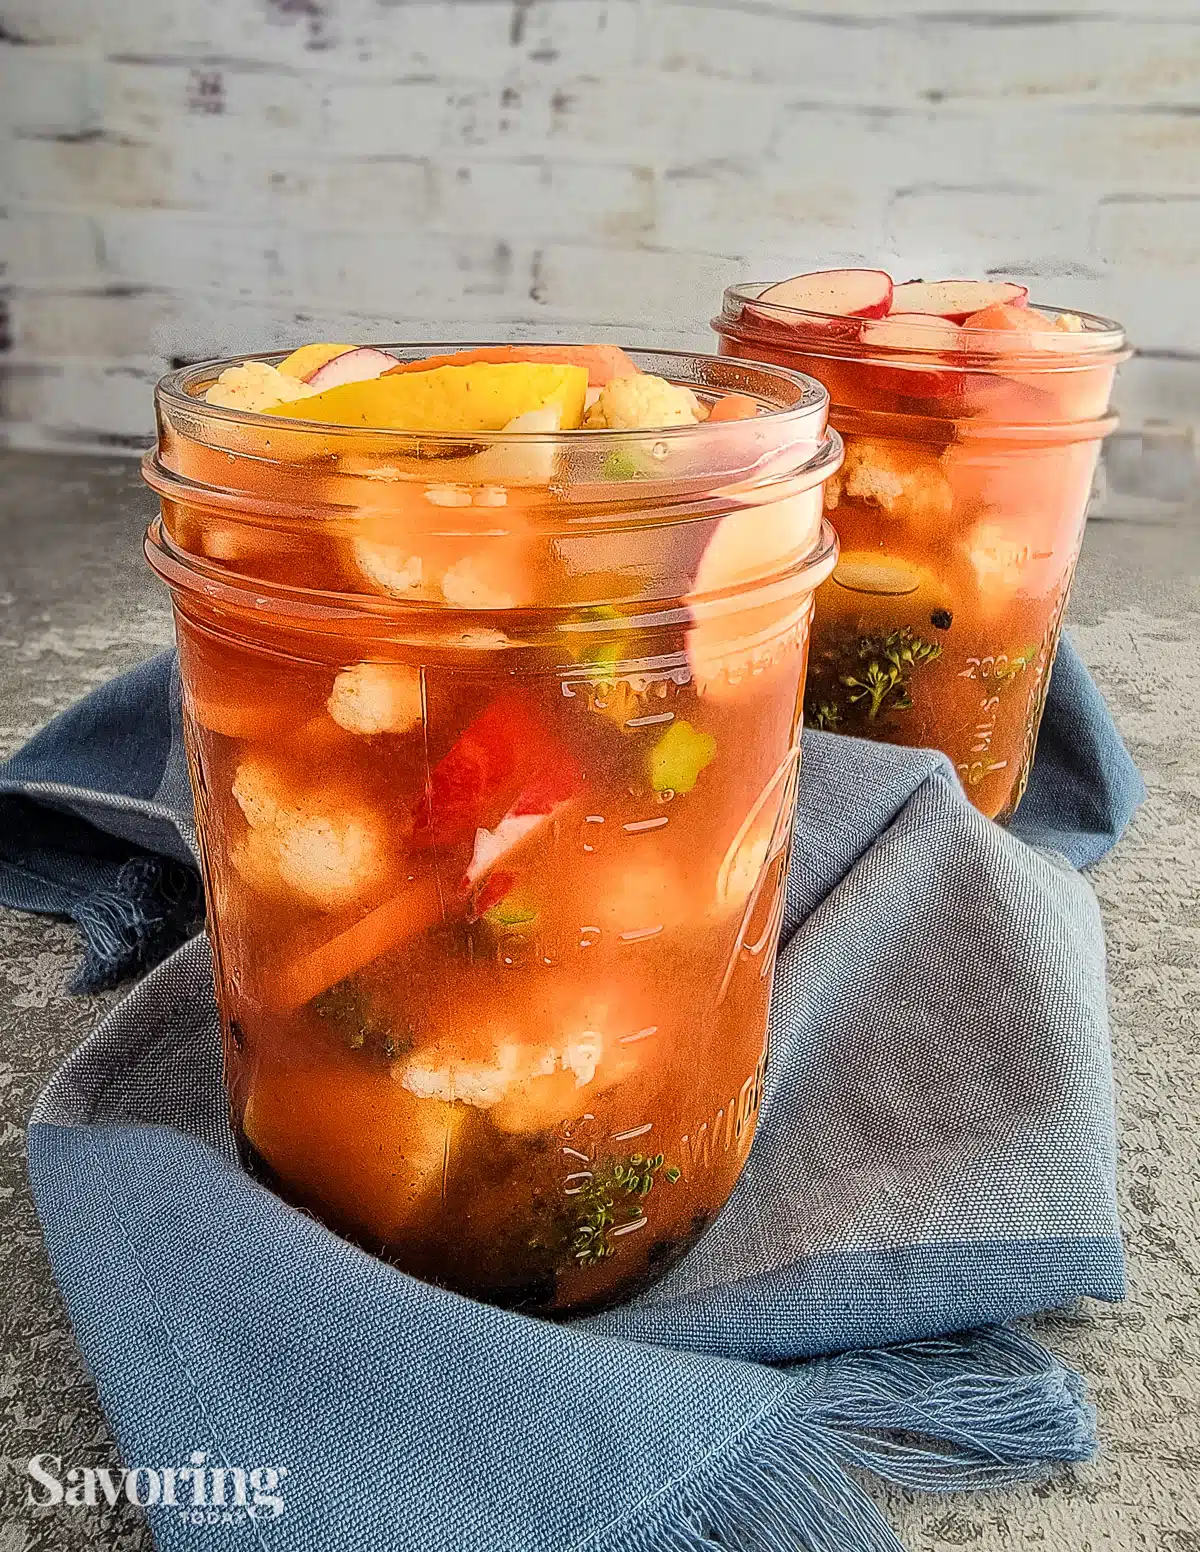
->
[[708, 393, 759, 422], [384, 344, 640, 387], [258, 876, 443, 1012]]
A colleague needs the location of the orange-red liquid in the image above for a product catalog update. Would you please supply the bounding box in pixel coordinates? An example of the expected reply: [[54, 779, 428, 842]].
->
[[716, 305, 1123, 819], [147, 353, 837, 1313], [174, 598, 807, 1312]]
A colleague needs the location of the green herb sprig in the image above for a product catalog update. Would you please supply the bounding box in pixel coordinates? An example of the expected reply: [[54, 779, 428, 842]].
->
[[807, 626, 942, 729], [842, 628, 942, 718], [569, 1153, 682, 1267], [808, 701, 842, 733]]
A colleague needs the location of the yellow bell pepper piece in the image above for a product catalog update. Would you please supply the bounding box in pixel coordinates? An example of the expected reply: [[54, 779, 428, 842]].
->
[[649, 720, 717, 795], [270, 362, 588, 433]]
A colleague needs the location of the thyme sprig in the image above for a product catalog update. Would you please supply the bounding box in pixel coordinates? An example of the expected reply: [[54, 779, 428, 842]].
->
[[569, 1153, 682, 1267]]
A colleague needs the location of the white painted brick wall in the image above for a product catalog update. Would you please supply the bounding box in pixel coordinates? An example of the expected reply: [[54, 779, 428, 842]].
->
[[1, 0, 1197, 449]]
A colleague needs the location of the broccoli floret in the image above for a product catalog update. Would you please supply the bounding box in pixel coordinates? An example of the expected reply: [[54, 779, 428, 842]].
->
[[807, 702, 842, 733], [313, 978, 410, 1060], [573, 604, 626, 684], [600, 449, 649, 482], [805, 627, 942, 730], [843, 628, 942, 719]]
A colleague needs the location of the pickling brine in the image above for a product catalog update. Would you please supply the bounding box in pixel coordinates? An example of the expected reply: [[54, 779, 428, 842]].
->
[[714, 273, 1128, 820], [144, 344, 840, 1313]]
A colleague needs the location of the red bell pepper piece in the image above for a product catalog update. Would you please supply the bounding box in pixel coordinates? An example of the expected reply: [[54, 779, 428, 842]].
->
[[413, 694, 581, 850]]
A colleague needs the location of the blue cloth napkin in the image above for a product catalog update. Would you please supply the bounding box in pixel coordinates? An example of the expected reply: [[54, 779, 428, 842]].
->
[[2, 639, 1143, 1552]]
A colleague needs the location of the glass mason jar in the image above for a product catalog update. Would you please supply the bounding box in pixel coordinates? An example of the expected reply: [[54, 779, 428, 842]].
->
[[142, 347, 841, 1315], [713, 287, 1129, 820]]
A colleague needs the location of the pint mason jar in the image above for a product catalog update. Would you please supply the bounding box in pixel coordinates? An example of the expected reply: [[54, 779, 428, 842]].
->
[[714, 288, 1129, 820], [142, 347, 841, 1315]]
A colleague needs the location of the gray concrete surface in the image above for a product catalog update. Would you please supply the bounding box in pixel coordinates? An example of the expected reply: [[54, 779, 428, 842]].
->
[[0, 449, 1197, 1549]]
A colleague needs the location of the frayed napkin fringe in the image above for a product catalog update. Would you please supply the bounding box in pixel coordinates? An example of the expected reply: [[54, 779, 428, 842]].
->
[[617, 1326, 1093, 1552], [69, 854, 201, 993]]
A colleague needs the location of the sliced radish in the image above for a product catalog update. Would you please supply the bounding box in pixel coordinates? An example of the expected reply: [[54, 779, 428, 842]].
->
[[692, 486, 824, 597], [889, 280, 1028, 322], [465, 816, 544, 888], [758, 268, 893, 319], [462, 760, 581, 892], [861, 313, 962, 352], [305, 347, 396, 390]]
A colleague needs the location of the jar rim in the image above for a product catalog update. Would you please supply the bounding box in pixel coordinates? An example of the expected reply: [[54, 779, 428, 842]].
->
[[718, 283, 1128, 363], [155, 343, 831, 444]]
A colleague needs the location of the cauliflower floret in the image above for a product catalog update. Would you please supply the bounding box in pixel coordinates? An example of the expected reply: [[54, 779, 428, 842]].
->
[[843, 444, 903, 508], [395, 985, 648, 1134], [562, 1031, 603, 1087], [967, 520, 1036, 598], [424, 485, 473, 508], [471, 404, 562, 486], [327, 662, 423, 736], [585, 374, 708, 430], [351, 539, 424, 598], [230, 756, 386, 910], [440, 555, 517, 611], [230, 826, 290, 899], [965, 519, 1063, 618], [204, 361, 320, 413], [273, 812, 383, 908], [1027, 311, 1088, 354], [839, 438, 953, 529], [397, 1035, 603, 1109], [232, 755, 291, 830], [400, 1051, 516, 1108]]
